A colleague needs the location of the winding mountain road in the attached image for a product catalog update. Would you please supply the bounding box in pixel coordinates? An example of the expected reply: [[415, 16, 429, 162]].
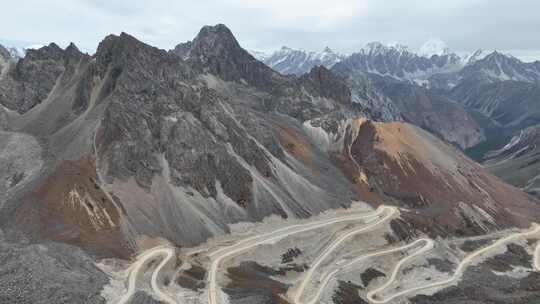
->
[[117, 246, 176, 304], [292, 206, 397, 304], [301, 238, 433, 304], [117, 207, 540, 304], [366, 223, 540, 303], [207, 205, 395, 304]]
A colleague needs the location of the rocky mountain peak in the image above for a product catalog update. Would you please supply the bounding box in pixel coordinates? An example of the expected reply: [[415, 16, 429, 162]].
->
[[95, 32, 168, 74], [63, 42, 84, 63], [172, 24, 281, 90], [176, 23, 242, 61], [460, 50, 540, 83], [25, 43, 64, 61]]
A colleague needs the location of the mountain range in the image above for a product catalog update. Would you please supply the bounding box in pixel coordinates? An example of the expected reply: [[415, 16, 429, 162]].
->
[[1, 25, 540, 304]]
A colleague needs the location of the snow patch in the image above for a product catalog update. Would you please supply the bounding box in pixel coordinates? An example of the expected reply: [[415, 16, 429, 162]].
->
[[419, 38, 450, 58]]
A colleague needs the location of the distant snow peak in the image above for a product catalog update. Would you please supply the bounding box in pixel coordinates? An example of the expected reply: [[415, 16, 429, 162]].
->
[[249, 50, 269, 61], [419, 38, 450, 57], [364, 41, 409, 56], [4, 44, 46, 60], [260, 46, 345, 75], [387, 41, 408, 53], [462, 49, 489, 64]]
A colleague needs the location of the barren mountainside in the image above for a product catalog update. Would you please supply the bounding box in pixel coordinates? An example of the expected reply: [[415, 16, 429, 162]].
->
[[1, 24, 540, 304]]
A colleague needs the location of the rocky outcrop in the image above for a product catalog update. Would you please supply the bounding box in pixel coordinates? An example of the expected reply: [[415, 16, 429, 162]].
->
[[172, 24, 286, 91], [0, 43, 88, 114], [336, 72, 484, 149], [299, 65, 351, 105]]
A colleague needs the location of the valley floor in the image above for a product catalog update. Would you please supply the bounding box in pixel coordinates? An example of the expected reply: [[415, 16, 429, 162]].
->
[[97, 203, 540, 304]]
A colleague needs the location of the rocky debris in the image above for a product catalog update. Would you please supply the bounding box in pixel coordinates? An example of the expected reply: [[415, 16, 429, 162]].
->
[[128, 291, 163, 304], [176, 263, 206, 291], [12, 157, 131, 258], [281, 247, 302, 264], [389, 218, 418, 242], [0, 131, 42, 206], [331, 280, 368, 304], [426, 258, 454, 273], [483, 243, 532, 272], [360, 268, 386, 287], [224, 261, 290, 304], [0, 235, 107, 304], [459, 238, 494, 252]]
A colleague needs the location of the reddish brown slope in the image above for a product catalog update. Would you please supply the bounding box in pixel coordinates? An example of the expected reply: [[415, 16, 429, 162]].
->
[[343, 119, 540, 236]]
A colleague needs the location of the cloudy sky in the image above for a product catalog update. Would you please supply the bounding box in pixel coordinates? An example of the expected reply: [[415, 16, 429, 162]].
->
[[2, 0, 540, 61]]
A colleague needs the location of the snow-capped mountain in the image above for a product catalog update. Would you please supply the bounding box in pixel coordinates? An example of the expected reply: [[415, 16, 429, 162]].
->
[[332, 41, 463, 85], [461, 49, 490, 65], [253, 46, 345, 75], [459, 51, 540, 83], [419, 38, 450, 58]]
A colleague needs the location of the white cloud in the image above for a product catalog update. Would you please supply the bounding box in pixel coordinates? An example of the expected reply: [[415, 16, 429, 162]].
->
[[0, 0, 539, 62]]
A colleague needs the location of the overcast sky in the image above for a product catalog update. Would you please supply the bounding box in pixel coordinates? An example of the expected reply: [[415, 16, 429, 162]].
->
[[2, 0, 540, 61]]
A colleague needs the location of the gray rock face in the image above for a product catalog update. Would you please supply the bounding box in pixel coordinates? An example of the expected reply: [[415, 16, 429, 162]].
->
[[451, 80, 540, 130], [335, 71, 484, 149], [0, 42, 87, 114], [172, 24, 286, 91]]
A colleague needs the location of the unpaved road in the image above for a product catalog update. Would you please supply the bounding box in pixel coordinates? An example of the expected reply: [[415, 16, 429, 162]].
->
[[367, 223, 540, 303], [302, 238, 433, 304], [292, 206, 397, 304], [117, 246, 176, 304], [535, 240, 540, 271], [207, 205, 394, 304]]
